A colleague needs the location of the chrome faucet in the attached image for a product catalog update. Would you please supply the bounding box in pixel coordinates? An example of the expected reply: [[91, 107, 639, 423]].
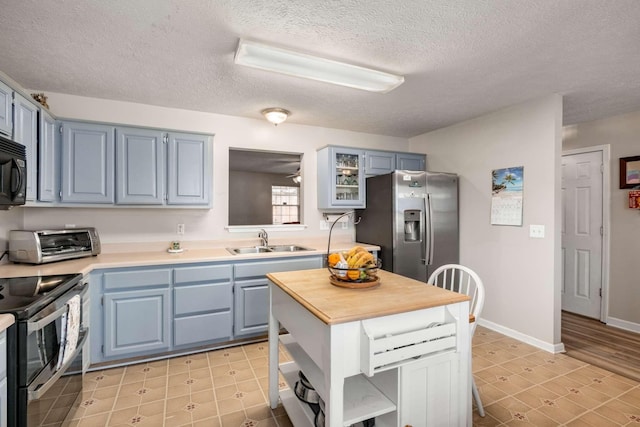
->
[[258, 229, 269, 247]]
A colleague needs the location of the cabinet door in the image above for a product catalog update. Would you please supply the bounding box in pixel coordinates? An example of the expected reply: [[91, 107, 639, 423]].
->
[[38, 109, 57, 202], [399, 353, 463, 427], [115, 127, 164, 204], [317, 146, 365, 209], [234, 278, 269, 337], [13, 93, 38, 201], [167, 132, 211, 205], [396, 153, 426, 171], [103, 288, 170, 358], [0, 81, 11, 137], [61, 121, 115, 203], [364, 150, 395, 176]]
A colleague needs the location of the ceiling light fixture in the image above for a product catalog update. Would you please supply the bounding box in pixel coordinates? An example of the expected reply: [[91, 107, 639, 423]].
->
[[261, 107, 290, 126], [235, 39, 404, 93]]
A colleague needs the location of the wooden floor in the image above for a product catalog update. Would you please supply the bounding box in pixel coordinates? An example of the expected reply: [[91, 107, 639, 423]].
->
[[562, 310, 640, 382]]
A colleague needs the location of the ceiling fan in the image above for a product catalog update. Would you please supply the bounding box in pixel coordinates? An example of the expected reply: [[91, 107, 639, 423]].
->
[[286, 168, 302, 183]]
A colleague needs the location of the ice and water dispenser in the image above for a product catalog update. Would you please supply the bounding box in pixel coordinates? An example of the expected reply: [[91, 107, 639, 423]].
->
[[403, 210, 421, 242]]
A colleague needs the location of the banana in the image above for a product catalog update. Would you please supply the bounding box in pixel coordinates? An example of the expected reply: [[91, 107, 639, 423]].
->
[[351, 251, 372, 268], [346, 245, 366, 258]]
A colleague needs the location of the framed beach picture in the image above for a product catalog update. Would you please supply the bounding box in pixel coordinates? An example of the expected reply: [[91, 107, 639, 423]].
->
[[619, 156, 640, 189], [491, 166, 524, 226]]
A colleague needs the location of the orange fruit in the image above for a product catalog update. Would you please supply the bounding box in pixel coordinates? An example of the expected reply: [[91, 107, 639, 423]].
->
[[347, 269, 360, 280], [328, 253, 340, 267]]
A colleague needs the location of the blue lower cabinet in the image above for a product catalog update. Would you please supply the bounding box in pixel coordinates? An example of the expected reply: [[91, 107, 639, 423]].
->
[[234, 279, 269, 337], [103, 289, 170, 358], [173, 280, 233, 347], [174, 312, 232, 347], [233, 257, 323, 338], [91, 257, 323, 365]]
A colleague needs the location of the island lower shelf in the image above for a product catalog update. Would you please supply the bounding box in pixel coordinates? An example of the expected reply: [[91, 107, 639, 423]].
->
[[279, 358, 397, 427]]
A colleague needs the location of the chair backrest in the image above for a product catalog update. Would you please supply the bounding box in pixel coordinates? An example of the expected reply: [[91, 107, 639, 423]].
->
[[427, 264, 485, 335]]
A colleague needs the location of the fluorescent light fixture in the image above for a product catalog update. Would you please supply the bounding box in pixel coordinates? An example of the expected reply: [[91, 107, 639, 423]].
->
[[261, 107, 290, 125], [235, 39, 404, 93]]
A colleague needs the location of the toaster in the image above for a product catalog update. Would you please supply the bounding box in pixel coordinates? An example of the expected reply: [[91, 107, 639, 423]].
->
[[9, 228, 101, 264]]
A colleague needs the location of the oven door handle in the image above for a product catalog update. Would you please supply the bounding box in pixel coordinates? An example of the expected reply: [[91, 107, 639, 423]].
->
[[26, 285, 87, 334], [27, 328, 88, 401], [27, 305, 68, 334]]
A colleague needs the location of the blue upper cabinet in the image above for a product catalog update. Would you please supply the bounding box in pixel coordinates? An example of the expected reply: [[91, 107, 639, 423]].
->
[[116, 127, 164, 205], [364, 150, 396, 176], [396, 152, 426, 171], [13, 93, 38, 201], [0, 81, 11, 137], [317, 146, 366, 209], [61, 121, 115, 203], [38, 109, 57, 202], [167, 132, 211, 206]]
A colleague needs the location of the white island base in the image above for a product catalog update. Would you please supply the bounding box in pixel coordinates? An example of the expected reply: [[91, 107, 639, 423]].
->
[[267, 269, 471, 427]]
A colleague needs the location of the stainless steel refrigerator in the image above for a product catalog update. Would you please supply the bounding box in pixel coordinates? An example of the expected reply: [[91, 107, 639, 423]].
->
[[355, 170, 459, 282]]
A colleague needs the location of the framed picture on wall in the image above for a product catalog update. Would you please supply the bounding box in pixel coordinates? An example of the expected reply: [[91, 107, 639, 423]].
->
[[619, 155, 640, 189], [491, 166, 524, 226]]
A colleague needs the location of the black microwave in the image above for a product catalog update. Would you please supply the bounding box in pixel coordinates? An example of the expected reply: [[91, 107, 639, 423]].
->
[[0, 134, 27, 209]]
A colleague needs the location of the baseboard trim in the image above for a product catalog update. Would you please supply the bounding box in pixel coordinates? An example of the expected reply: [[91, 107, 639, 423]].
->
[[478, 319, 565, 354], [606, 316, 640, 334]]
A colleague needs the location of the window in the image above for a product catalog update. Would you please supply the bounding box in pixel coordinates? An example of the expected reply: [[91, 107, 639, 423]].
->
[[272, 186, 300, 224]]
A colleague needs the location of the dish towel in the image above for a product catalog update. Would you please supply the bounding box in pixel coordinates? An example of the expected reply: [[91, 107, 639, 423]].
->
[[59, 294, 81, 369]]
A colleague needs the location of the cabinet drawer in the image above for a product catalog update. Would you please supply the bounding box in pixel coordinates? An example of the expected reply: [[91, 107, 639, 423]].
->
[[174, 311, 231, 346], [174, 283, 232, 316], [174, 264, 232, 284], [104, 268, 171, 290], [235, 257, 322, 279]]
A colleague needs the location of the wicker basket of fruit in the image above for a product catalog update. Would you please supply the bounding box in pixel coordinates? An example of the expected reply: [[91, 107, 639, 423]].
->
[[327, 246, 381, 288]]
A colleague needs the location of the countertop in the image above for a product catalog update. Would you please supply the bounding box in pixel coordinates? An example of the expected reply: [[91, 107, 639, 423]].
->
[[0, 314, 14, 332], [0, 240, 380, 278], [267, 268, 469, 325]]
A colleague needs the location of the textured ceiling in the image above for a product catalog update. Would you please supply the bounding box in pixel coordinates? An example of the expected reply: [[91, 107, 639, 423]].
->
[[1, 1, 639, 138]]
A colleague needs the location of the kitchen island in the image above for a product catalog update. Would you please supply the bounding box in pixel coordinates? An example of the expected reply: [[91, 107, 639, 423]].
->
[[267, 268, 472, 427]]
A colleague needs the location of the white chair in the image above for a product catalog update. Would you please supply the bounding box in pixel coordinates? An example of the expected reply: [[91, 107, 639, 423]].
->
[[427, 264, 486, 417]]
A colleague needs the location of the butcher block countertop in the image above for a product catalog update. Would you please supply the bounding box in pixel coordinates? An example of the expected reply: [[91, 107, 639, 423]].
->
[[267, 268, 469, 325]]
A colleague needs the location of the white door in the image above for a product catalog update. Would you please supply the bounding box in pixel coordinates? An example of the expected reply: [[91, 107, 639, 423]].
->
[[561, 150, 603, 319]]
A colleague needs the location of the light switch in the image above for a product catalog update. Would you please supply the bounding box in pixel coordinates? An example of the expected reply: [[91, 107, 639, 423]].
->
[[529, 224, 545, 238]]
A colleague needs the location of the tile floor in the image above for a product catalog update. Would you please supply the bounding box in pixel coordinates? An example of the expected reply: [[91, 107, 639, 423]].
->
[[65, 326, 640, 426]]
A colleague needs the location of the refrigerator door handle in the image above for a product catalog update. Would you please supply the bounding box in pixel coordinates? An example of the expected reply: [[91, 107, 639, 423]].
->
[[425, 193, 434, 265], [422, 196, 428, 264]]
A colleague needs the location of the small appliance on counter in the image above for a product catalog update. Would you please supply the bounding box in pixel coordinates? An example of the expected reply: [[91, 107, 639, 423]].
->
[[8, 227, 101, 264]]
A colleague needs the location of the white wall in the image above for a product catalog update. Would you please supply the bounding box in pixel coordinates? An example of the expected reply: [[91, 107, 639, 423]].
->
[[564, 110, 640, 326], [21, 92, 409, 245], [409, 95, 563, 349]]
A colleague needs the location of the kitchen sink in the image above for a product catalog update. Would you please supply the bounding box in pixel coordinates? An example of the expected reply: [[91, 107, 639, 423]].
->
[[227, 246, 272, 255], [268, 245, 313, 252], [226, 245, 313, 255]]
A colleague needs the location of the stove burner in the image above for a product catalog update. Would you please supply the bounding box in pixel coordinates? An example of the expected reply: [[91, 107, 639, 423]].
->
[[0, 274, 82, 319]]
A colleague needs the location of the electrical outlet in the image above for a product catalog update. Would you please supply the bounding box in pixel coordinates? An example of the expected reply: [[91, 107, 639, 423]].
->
[[177, 223, 185, 235], [320, 220, 329, 230], [341, 221, 348, 230], [529, 224, 545, 238]]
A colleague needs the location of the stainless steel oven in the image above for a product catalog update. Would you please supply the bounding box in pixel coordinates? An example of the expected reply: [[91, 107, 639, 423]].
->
[[0, 274, 88, 426]]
